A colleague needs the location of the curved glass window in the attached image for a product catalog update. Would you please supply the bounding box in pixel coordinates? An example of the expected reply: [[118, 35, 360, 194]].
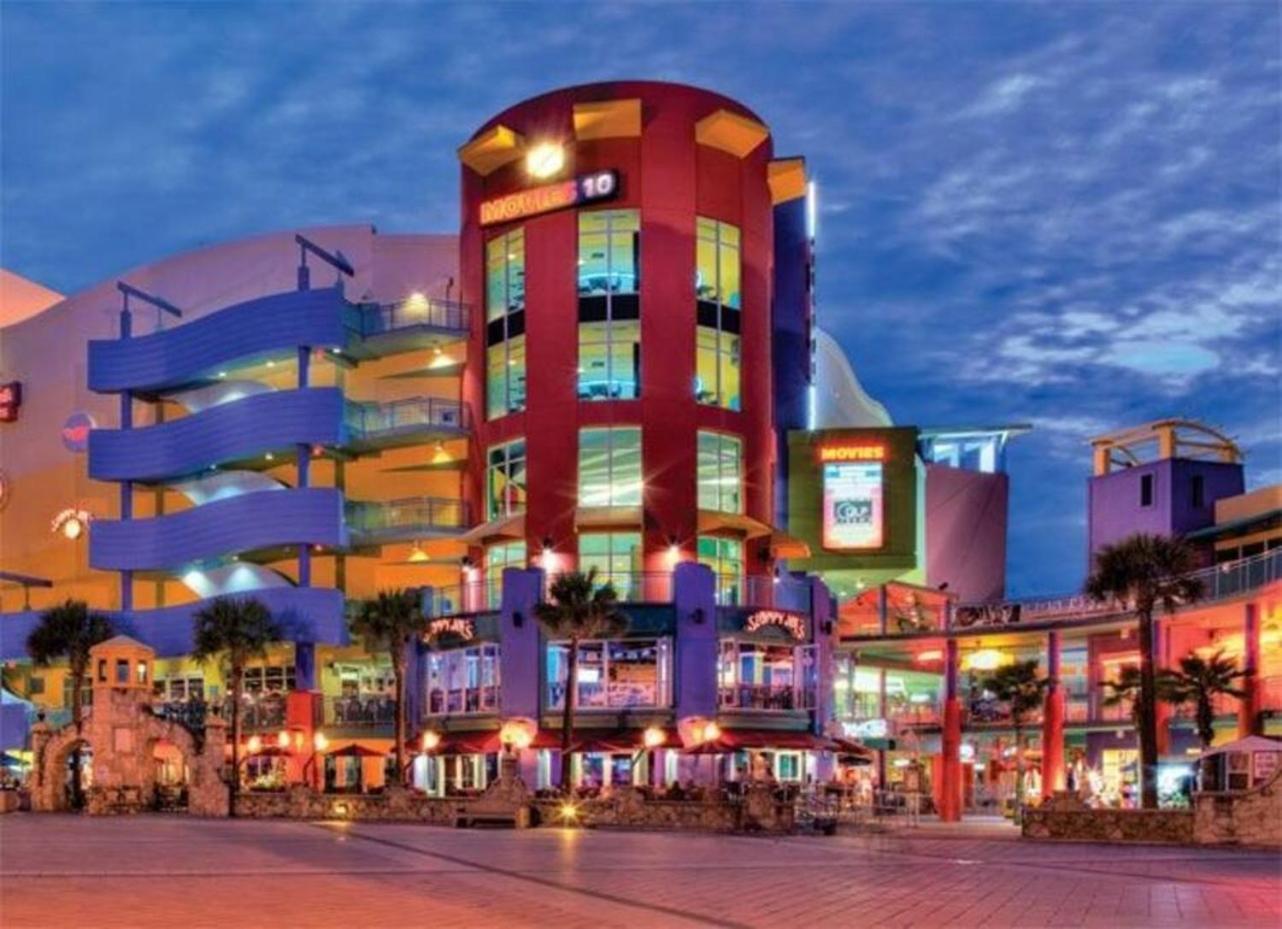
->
[[485, 439, 527, 521], [695, 217, 741, 410], [486, 229, 527, 419], [697, 535, 743, 605], [484, 540, 527, 609], [697, 431, 743, 514], [579, 427, 642, 508], [578, 210, 640, 400], [579, 531, 642, 601]]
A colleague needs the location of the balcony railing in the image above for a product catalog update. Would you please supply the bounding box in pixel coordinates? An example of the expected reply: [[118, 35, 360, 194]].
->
[[347, 496, 469, 538], [358, 297, 469, 336], [719, 684, 815, 712], [426, 685, 500, 716], [330, 694, 396, 727], [544, 571, 675, 605], [346, 396, 469, 438], [715, 575, 814, 612], [152, 700, 209, 729], [225, 693, 287, 730]]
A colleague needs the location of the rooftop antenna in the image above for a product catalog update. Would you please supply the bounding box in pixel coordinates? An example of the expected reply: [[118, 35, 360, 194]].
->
[[295, 234, 356, 292]]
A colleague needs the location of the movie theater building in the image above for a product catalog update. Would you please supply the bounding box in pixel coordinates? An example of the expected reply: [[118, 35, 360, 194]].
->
[[0, 82, 1019, 794]]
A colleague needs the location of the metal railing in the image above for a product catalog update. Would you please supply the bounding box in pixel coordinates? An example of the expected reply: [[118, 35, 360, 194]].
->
[[715, 574, 814, 611], [347, 496, 469, 536], [346, 396, 469, 437], [224, 693, 287, 730], [329, 694, 396, 727], [359, 296, 469, 336], [152, 700, 209, 729], [719, 683, 816, 711], [426, 685, 500, 716], [544, 571, 675, 605]]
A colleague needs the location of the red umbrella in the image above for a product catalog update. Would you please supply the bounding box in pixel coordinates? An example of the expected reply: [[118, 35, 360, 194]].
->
[[326, 743, 387, 758]]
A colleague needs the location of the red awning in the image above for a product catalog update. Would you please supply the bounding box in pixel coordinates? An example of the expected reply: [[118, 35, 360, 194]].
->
[[326, 743, 387, 758], [682, 730, 833, 753]]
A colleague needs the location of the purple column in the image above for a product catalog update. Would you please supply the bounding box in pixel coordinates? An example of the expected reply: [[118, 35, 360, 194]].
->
[[297, 345, 312, 587], [119, 307, 133, 612], [499, 568, 545, 786], [674, 562, 718, 721], [810, 577, 837, 781]]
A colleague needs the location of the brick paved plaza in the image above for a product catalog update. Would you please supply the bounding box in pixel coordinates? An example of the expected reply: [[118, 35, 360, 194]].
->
[[1, 815, 1279, 928]]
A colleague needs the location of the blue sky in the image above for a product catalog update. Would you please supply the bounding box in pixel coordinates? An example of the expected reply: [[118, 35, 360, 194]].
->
[[2, 1, 1278, 596]]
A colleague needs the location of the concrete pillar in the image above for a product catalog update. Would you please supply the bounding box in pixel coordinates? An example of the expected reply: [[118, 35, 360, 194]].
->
[[1239, 602, 1260, 738], [674, 562, 718, 721], [811, 578, 836, 782], [296, 345, 312, 587], [1152, 619, 1173, 755], [939, 637, 963, 822], [499, 567, 544, 721], [1041, 630, 1065, 798]]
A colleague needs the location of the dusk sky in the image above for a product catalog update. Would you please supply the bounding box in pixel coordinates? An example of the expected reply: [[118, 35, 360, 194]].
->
[[2, 1, 1278, 596]]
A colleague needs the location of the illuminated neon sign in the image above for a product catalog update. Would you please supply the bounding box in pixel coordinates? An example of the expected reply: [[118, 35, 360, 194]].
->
[[479, 170, 618, 226], [744, 610, 806, 640], [817, 443, 885, 463], [823, 457, 884, 550], [427, 617, 475, 642]]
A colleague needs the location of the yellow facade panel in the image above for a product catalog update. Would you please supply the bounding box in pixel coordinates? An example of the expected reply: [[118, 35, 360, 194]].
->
[[768, 158, 807, 204], [573, 99, 642, 140], [457, 124, 526, 176], [695, 109, 769, 158]]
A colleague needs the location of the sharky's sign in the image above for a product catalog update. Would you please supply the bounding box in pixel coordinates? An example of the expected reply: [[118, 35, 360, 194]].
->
[[427, 617, 475, 641], [744, 610, 806, 640]]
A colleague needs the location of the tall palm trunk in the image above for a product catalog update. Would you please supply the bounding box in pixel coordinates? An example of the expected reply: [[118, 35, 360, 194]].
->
[[1013, 719, 1025, 823], [1196, 694, 1214, 750], [392, 649, 407, 787], [229, 665, 243, 818], [1136, 610, 1159, 809], [560, 638, 578, 793], [70, 660, 85, 810]]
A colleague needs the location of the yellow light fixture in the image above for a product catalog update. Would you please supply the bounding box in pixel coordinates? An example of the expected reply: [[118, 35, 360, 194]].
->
[[408, 542, 430, 564], [559, 802, 579, 820], [276, 730, 290, 749], [313, 732, 329, 752], [421, 730, 442, 753], [525, 142, 566, 179], [642, 726, 667, 750], [964, 649, 1007, 672], [247, 735, 262, 754], [499, 718, 536, 751], [702, 721, 721, 743]]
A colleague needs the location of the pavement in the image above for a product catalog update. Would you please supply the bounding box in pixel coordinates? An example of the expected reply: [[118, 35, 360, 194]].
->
[[1, 814, 1279, 928]]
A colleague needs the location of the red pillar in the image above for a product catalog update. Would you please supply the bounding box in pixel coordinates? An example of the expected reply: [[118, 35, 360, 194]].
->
[[285, 691, 320, 787], [1239, 602, 1260, 738], [1041, 630, 1065, 799], [940, 637, 963, 822], [1154, 619, 1172, 755]]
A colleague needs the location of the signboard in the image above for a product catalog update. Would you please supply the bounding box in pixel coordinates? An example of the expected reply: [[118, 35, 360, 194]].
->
[[0, 382, 20, 423], [743, 609, 806, 640], [479, 170, 618, 226], [427, 617, 475, 642], [822, 459, 884, 550], [844, 718, 888, 740], [1253, 750, 1279, 784], [61, 412, 96, 453]]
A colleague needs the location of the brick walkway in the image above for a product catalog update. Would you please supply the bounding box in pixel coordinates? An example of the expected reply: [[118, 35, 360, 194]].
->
[[1, 815, 1278, 928]]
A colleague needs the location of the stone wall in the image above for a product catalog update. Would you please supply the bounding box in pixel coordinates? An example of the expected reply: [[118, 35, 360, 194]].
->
[[1022, 806, 1195, 844], [1193, 770, 1282, 847], [235, 786, 457, 825]]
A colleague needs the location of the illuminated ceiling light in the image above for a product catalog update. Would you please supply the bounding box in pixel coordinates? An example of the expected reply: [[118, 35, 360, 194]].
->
[[642, 726, 667, 749], [266, 360, 276, 368], [276, 730, 290, 749], [525, 142, 566, 179], [217, 371, 228, 378], [265, 452, 275, 462], [420, 730, 441, 752], [408, 542, 430, 564], [915, 649, 943, 664], [313, 732, 329, 752], [965, 649, 1006, 671]]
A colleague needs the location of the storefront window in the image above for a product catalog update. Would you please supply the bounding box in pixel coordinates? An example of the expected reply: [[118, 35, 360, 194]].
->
[[579, 210, 640, 400], [547, 638, 671, 710], [578, 427, 642, 507], [426, 644, 501, 715], [697, 431, 742, 513], [698, 535, 743, 604], [484, 540, 526, 609], [486, 439, 527, 521], [717, 640, 816, 710], [486, 229, 527, 419], [579, 532, 642, 601], [695, 217, 741, 410]]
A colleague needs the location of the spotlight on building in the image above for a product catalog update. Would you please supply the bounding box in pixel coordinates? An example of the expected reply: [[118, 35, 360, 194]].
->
[[421, 730, 442, 753], [526, 142, 566, 179], [642, 726, 667, 750]]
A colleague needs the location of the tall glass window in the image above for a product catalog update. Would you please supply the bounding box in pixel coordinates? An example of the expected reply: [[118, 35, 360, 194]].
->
[[547, 638, 672, 710], [695, 218, 741, 410], [486, 229, 526, 419], [579, 532, 642, 601], [578, 210, 640, 400], [717, 641, 817, 711], [426, 644, 501, 715], [697, 431, 743, 514], [698, 536, 743, 604], [485, 439, 527, 520], [578, 427, 642, 508], [484, 540, 527, 609]]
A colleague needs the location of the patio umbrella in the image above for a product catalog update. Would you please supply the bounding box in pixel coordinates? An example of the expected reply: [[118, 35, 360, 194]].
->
[[327, 743, 387, 758], [245, 745, 290, 758]]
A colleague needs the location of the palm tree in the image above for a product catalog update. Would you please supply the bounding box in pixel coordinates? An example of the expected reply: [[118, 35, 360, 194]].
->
[[1085, 533, 1203, 810], [1101, 665, 1181, 724], [191, 596, 281, 816], [534, 569, 627, 792], [26, 599, 113, 809], [350, 589, 428, 786], [1165, 650, 1245, 750], [980, 659, 1049, 820]]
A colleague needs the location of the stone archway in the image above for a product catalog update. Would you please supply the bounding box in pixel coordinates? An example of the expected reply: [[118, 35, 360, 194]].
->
[[29, 722, 92, 812]]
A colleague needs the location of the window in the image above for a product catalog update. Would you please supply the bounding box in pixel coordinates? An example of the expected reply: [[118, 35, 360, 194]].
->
[[695, 217, 741, 410], [697, 431, 743, 514], [484, 540, 527, 609], [547, 638, 672, 710], [578, 427, 642, 507], [1192, 474, 1205, 508], [485, 229, 526, 419], [486, 439, 527, 520], [579, 210, 640, 400], [579, 532, 642, 600], [717, 640, 817, 711], [243, 665, 296, 693], [426, 644, 501, 715], [698, 536, 743, 604], [115, 659, 129, 684], [1140, 473, 1154, 508], [27, 676, 44, 696]]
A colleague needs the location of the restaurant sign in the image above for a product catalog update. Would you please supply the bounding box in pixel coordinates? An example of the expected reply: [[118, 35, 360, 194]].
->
[[427, 617, 475, 642], [0, 382, 21, 423], [479, 170, 618, 226], [744, 609, 806, 640]]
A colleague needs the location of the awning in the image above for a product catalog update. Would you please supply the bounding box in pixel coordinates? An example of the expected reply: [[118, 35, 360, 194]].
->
[[767, 531, 811, 559], [458, 513, 524, 545], [326, 743, 386, 758], [697, 510, 773, 539], [567, 728, 679, 754], [682, 730, 833, 753], [575, 506, 644, 530]]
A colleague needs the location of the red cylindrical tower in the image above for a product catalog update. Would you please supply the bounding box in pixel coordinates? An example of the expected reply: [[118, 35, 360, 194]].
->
[[459, 82, 777, 593]]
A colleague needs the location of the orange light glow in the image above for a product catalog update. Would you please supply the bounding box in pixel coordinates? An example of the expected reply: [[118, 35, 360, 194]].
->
[[817, 443, 886, 463]]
